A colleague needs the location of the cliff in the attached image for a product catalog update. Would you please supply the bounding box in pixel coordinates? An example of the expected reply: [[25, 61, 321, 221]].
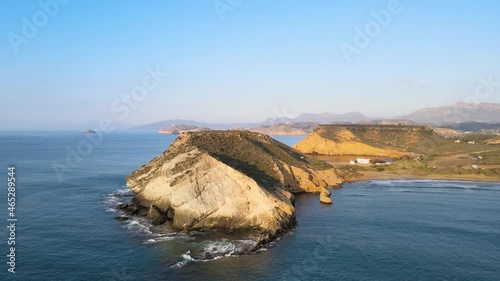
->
[[126, 131, 340, 237], [294, 124, 453, 157]]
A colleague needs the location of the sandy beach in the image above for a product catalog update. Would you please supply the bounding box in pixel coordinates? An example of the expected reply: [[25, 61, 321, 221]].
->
[[352, 171, 500, 183]]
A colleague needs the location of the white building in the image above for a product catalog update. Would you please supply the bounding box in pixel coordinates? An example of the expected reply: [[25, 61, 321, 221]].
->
[[356, 158, 371, 164]]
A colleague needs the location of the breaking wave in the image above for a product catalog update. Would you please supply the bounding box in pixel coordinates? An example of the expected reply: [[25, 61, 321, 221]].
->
[[170, 239, 258, 268], [104, 188, 268, 268]]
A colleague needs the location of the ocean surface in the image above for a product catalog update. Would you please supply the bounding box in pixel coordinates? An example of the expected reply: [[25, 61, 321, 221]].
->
[[1, 131, 499, 281]]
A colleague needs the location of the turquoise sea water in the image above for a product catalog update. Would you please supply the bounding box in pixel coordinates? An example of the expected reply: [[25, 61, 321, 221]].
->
[[0, 131, 499, 280]]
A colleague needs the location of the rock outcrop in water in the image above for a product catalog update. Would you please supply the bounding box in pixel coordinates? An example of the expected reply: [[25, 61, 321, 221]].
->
[[126, 131, 341, 237]]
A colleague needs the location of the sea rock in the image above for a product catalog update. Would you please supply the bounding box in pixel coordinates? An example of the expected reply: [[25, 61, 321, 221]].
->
[[116, 202, 148, 216], [116, 203, 129, 210], [114, 216, 129, 221], [320, 192, 332, 204], [320, 187, 331, 196], [147, 205, 167, 225], [126, 131, 341, 236]]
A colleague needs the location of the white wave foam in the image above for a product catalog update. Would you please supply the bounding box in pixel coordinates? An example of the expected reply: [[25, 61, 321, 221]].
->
[[125, 218, 153, 236], [170, 260, 188, 269], [193, 239, 257, 261], [143, 236, 176, 244], [170, 251, 195, 269], [103, 188, 133, 212]]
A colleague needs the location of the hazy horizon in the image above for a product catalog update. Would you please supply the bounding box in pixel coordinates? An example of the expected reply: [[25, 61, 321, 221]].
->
[[1, 0, 499, 130]]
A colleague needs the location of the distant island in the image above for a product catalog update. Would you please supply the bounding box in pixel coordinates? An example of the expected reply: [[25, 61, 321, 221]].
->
[[83, 130, 96, 134], [158, 125, 211, 134]]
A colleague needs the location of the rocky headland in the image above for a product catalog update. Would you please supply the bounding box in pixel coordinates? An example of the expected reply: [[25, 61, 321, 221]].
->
[[125, 130, 340, 243]]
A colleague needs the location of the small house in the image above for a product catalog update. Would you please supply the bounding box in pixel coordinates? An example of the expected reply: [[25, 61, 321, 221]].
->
[[356, 158, 371, 164]]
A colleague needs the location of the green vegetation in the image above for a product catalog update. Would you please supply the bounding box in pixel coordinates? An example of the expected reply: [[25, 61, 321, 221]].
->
[[470, 149, 500, 165], [335, 165, 363, 180], [314, 124, 496, 156], [315, 124, 452, 154], [434, 167, 500, 178]]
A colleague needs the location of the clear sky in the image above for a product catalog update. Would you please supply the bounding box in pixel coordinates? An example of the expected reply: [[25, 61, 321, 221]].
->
[[1, 0, 499, 130]]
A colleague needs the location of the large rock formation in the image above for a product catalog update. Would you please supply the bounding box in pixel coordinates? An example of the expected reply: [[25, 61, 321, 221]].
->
[[126, 131, 341, 237], [294, 124, 454, 157]]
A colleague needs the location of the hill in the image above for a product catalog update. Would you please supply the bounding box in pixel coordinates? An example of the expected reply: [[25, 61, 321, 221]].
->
[[294, 124, 457, 157], [440, 122, 500, 132], [400, 102, 500, 125], [486, 136, 500, 145]]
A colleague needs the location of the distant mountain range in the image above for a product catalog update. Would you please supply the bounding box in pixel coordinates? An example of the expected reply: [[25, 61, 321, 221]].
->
[[131, 112, 370, 131], [131, 102, 500, 132], [399, 102, 500, 124]]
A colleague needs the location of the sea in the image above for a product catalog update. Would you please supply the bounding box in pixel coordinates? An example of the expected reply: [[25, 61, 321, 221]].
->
[[0, 131, 499, 281]]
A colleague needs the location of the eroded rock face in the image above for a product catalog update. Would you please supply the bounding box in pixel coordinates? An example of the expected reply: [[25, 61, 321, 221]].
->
[[147, 205, 167, 225], [126, 131, 341, 235]]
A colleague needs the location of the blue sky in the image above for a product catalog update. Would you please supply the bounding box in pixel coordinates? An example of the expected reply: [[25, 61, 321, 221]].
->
[[1, 0, 499, 129]]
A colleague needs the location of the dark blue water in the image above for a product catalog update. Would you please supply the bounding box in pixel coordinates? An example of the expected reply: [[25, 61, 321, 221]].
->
[[1, 132, 499, 280]]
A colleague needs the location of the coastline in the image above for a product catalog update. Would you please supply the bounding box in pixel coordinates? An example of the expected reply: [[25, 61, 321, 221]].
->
[[348, 171, 500, 184]]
